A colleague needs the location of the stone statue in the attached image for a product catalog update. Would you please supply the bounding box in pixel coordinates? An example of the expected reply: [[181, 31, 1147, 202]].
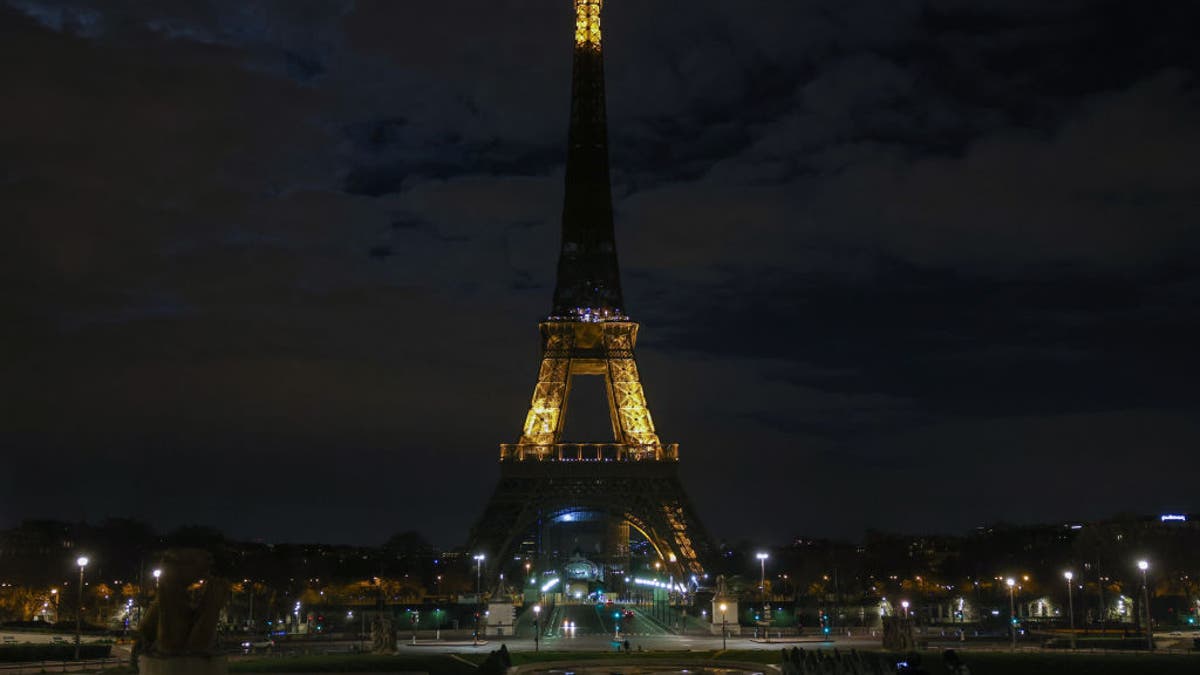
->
[[135, 549, 231, 675], [715, 574, 729, 599], [881, 616, 915, 652], [782, 647, 890, 675], [370, 615, 397, 653]]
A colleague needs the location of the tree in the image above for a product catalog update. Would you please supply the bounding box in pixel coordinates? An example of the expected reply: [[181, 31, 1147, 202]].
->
[[382, 531, 432, 554], [0, 586, 42, 621]]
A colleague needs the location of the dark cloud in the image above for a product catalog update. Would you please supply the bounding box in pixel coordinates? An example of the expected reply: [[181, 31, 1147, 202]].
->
[[2, 0, 1198, 546]]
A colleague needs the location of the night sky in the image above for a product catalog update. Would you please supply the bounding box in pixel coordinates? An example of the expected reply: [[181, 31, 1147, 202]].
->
[[3, 1, 1199, 548]]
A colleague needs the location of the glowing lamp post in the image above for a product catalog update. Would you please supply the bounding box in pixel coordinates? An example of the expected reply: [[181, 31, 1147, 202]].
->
[[1006, 578, 1017, 650], [474, 554, 486, 596], [901, 600, 910, 619], [719, 602, 728, 650], [653, 561, 662, 616], [1064, 571, 1075, 649], [75, 556, 89, 660], [1138, 561, 1154, 650], [533, 604, 541, 652], [756, 552, 770, 627], [473, 554, 485, 643]]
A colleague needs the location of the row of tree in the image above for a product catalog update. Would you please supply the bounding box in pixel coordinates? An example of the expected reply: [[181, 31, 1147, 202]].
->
[[3, 514, 1196, 625]]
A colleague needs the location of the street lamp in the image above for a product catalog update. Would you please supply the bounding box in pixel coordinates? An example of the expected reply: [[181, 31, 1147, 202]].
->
[[1006, 578, 1017, 651], [75, 556, 89, 660], [901, 600, 910, 619], [152, 568, 162, 588], [719, 602, 728, 650], [756, 553, 769, 622], [473, 554, 485, 643], [533, 604, 541, 652], [1064, 571, 1075, 649], [1138, 560, 1154, 651], [474, 554, 486, 596]]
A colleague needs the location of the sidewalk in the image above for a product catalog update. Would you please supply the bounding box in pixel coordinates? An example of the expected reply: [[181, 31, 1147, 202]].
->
[[748, 638, 831, 644]]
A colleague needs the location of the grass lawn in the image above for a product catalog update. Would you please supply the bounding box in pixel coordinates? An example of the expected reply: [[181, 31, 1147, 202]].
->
[[116, 649, 1198, 675], [908, 650, 1200, 675], [465, 649, 1200, 674]]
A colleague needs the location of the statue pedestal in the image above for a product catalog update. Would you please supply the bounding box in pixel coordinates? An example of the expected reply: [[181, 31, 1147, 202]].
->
[[139, 654, 228, 675], [710, 599, 740, 636], [486, 602, 517, 636]]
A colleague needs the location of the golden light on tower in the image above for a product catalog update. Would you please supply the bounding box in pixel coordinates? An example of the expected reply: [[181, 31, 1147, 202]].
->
[[515, 321, 664, 454], [468, 0, 713, 580], [575, 0, 602, 48]]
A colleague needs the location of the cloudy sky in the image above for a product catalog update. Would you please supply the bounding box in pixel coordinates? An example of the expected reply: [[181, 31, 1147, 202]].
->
[[2, 0, 1198, 547]]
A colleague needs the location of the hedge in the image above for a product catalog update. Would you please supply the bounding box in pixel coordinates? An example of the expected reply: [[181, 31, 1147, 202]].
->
[[0, 644, 114, 662]]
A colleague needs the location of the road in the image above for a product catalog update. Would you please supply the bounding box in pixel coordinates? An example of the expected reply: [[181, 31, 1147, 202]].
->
[[394, 631, 872, 654]]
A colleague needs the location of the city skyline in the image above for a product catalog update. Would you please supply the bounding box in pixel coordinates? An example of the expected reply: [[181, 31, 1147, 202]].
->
[[2, 508, 1192, 551], [3, 0, 1198, 547]]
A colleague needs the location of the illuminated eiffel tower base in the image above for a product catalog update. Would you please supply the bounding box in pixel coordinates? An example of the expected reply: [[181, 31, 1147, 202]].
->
[[469, 320, 711, 581]]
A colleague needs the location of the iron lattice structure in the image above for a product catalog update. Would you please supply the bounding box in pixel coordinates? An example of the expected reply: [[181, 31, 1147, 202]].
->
[[469, 0, 713, 580]]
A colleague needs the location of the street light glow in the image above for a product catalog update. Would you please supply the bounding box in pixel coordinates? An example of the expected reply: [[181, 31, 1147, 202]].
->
[[1138, 560, 1149, 571], [756, 552, 769, 560], [153, 569, 162, 579], [1064, 571, 1073, 581], [474, 554, 485, 561], [1006, 577, 1015, 587], [76, 556, 89, 568]]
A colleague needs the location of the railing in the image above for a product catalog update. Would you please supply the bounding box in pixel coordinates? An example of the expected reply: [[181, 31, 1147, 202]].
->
[[499, 443, 679, 462]]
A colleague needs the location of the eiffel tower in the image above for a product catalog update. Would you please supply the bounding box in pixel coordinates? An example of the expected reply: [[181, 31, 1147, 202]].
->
[[468, 0, 713, 583]]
